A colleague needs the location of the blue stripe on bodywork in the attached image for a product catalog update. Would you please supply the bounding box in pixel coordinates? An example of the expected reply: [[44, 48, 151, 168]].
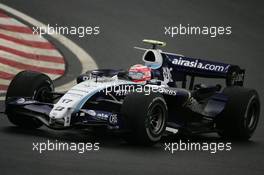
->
[[74, 82, 136, 112]]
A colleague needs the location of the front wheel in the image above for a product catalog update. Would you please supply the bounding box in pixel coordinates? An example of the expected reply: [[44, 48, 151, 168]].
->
[[121, 92, 168, 145], [5, 71, 54, 129]]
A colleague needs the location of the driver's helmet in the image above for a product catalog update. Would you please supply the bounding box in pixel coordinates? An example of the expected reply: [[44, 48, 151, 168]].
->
[[128, 64, 151, 83]]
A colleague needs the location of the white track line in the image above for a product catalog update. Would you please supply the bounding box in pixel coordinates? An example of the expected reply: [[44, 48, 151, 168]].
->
[[0, 62, 23, 74], [0, 17, 26, 26], [0, 29, 48, 42], [0, 38, 61, 57], [0, 62, 61, 80], [0, 50, 65, 69], [0, 78, 10, 85]]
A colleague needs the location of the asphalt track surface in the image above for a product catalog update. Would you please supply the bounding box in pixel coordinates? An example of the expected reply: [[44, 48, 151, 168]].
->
[[0, 0, 264, 175]]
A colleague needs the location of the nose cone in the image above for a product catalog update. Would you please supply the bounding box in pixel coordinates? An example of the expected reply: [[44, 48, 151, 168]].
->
[[49, 107, 68, 119]]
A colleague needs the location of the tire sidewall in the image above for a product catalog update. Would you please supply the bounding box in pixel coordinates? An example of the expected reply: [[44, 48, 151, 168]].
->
[[122, 92, 168, 145], [145, 96, 168, 142], [242, 93, 260, 136], [217, 87, 260, 139]]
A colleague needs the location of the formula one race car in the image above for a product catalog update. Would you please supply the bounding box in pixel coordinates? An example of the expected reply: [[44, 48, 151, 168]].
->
[[5, 39, 261, 145]]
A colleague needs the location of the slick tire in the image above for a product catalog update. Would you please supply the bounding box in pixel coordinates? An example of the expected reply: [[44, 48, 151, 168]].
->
[[121, 92, 168, 145], [5, 71, 54, 129], [217, 86, 260, 140]]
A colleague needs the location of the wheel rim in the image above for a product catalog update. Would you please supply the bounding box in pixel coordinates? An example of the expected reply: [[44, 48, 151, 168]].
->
[[246, 101, 258, 130], [147, 103, 166, 136], [34, 85, 52, 102]]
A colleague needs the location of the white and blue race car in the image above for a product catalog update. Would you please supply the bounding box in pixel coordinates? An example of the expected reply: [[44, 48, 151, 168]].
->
[[4, 40, 260, 145]]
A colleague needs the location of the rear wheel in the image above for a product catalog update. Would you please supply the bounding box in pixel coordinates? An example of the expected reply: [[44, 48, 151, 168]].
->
[[216, 86, 260, 140], [5, 71, 54, 129], [121, 92, 168, 145]]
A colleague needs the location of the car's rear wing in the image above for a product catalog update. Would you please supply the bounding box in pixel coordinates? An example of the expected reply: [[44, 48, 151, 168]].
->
[[161, 52, 245, 87], [141, 49, 244, 87], [138, 39, 245, 87]]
